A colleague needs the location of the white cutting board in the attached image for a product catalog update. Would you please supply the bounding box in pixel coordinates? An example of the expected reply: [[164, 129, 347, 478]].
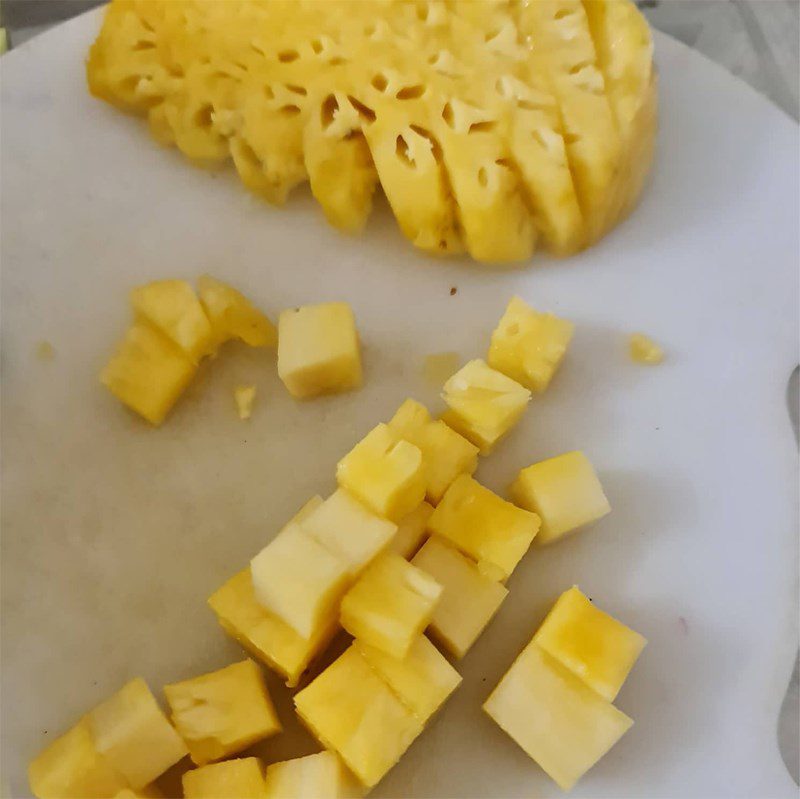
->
[[1, 10, 798, 799]]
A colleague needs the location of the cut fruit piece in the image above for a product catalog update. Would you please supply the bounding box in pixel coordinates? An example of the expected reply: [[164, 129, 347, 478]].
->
[[411, 537, 508, 658], [114, 786, 163, 799], [182, 757, 268, 799], [234, 385, 257, 420], [164, 660, 281, 766], [388, 502, 434, 559], [510, 451, 610, 545], [264, 751, 362, 799], [428, 475, 540, 582], [628, 332, 664, 365], [441, 359, 531, 454], [483, 642, 632, 791]]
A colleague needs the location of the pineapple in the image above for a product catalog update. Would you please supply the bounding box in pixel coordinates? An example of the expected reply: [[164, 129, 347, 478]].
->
[[114, 787, 163, 799], [340, 551, 443, 659], [628, 332, 664, 364], [233, 385, 257, 420], [388, 501, 434, 559], [277, 303, 362, 399], [441, 360, 531, 454], [164, 660, 281, 765], [510, 451, 610, 545], [182, 758, 268, 799], [264, 751, 363, 799]]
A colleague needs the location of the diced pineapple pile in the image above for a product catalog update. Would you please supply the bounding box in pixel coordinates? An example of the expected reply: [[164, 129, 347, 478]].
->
[[86, 0, 655, 264]]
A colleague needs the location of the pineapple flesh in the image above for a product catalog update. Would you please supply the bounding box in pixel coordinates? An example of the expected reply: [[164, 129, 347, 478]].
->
[[264, 751, 362, 799], [388, 501, 434, 559], [182, 758, 268, 799]]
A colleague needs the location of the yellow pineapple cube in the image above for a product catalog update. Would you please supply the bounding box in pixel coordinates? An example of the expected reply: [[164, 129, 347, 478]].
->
[[388, 502, 434, 559], [183, 757, 267, 799], [114, 786, 163, 799], [411, 537, 508, 658], [355, 635, 461, 723], [277, 303, 362, 399], [101, 323, 196, 426], [628, 332, 664, 364], [483, 642, 633, 791], [87, 678, 188, 789], [534, 586, 646, 702], [510, 451, 610, 545], [164, 659, 281, 766], [294, 646, 423, 788], [388, 399, 479, 504], [488, 297, 574, 393], [441, 360, 531, 454], [340, 552, 442, 659], [264, 751, 363, 799], [336, 424, 426, 521], [428, 475, 540, 582]]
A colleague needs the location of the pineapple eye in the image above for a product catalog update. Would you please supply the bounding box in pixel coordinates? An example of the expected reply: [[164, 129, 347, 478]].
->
[[395, 135, 414, 168], [468, 120, 496, 134], [371, 73, 388, 92], [441, 102, 455, 128], [279, 105, 301, 116], [347, 95, 376, 123], [286, 84, 307, 96], [277, 49, 299, 63], [477, 167, 488, 187], [321, 94, 339, 129], [396, 85, 425, 100]]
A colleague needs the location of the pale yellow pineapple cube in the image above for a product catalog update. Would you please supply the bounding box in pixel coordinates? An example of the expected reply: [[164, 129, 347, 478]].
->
[[101, 323, 196, 426], [294, 646, 423, 788], [340, 551, 442, 659], [483, 642, 633, 791], [277, 303, 362, 399], [264, 751, 363, 799], [356, 635, 461, 723], [388, 399, 479, 504], [441, 360, 531, 454], [388, 502, 434, 559], [412, 537, 508, 658], [164, 659, 281, 766], [510, 451, 610, 545], [534, 586, 646, 702], [428, 475, 540, 581], [628, 333, 664, 365], [488, 297, 574, 393], [336, 423, 426, 521], [183, 757, 268, 799], [87, 678, 188, 789]]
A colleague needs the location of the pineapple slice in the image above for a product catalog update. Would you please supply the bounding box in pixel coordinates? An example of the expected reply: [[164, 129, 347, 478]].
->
[[183, 758, 268, 799], [340, 551, 443, 659], [428, 475, 540, 582], [411, 537, 508, 658], [164, 659, 281, 766], [628, 332, 664, 364], [487, 296, 574, 393], [510, 451, 610, 545], [441, 359, 531, 454], [388, 501, 434, 559], [264, 751, 363, 799]]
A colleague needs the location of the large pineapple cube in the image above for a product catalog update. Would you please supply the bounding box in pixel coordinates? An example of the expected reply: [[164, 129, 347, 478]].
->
[[428, 475, 540, 581], [264, 751, 362, 799], [277, 303, 362, 399], [388, 501, 434, 559], [388, 399, 479, 504], [336, 424, 426, 521], [294, 646, 423, 788], [164, 659, 281, 765], [182, 757, 267, 799], [510, 451, 610, 545], [534, 586, 646, 702], [411, 537, 508, 658], [340, 552, 442, 659], [100, 323, 197, 426], [483, 642, 633, 791], [87, 678, 188, 788], [356, 635, 461, 723], [487, 297, 574, 393], [441, 360, 531, 454]]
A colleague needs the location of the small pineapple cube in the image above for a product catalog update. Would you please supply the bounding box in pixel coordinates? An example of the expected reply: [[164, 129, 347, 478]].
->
[[340, 552, 442, 659], [294, 646, 423, 788], [164, 659, 281, 766], [336, 424, 426, 521], [87, 678, 188, 789], [388, 502, 434, 559], [483, 642, 633, 791], [510, 451, 610, 545], [183, 757, 267, 799], [628, 332, 664, 364], [428, 475, 540, 581], [114, 787, 163, 799], [411, 537, 508, 658], [355, 635, 461, 723], [264, 751, 362, 799], [488, 296, 574, 392], [441, 359, 531, 454], [234, 385, 257, 420], [277, 303, 362, 399], [100, 323, 196, 426], [388, 399, 479, 504]]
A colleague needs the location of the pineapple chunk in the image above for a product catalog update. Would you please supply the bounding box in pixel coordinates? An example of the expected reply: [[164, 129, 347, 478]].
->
[[277, 303, 362, 399], [86, 678, 188, 789], [234, 385, 257, 420], [483, 642, 632, 791], [183, 758, 268, 799], [411, 537, 508, 658], [534, 586, 646, 702], [388, 399, 479, 504], [355, 635, 461, 723], [101, 322, 196, 426], [114, 787, 163, 799], [388, 501, 434, 559], [336, 423, 426, 521], [340, 551, 442, 659], [628, 332, 664, 364], [294, 646, 423, 788], [264, 751, 362, 799], [164, 660, 281, 766], [428, 475, 540, 582], [488, 297, 574, 393], [441, 360, 531, 454], [510, 451, 610, 545]]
